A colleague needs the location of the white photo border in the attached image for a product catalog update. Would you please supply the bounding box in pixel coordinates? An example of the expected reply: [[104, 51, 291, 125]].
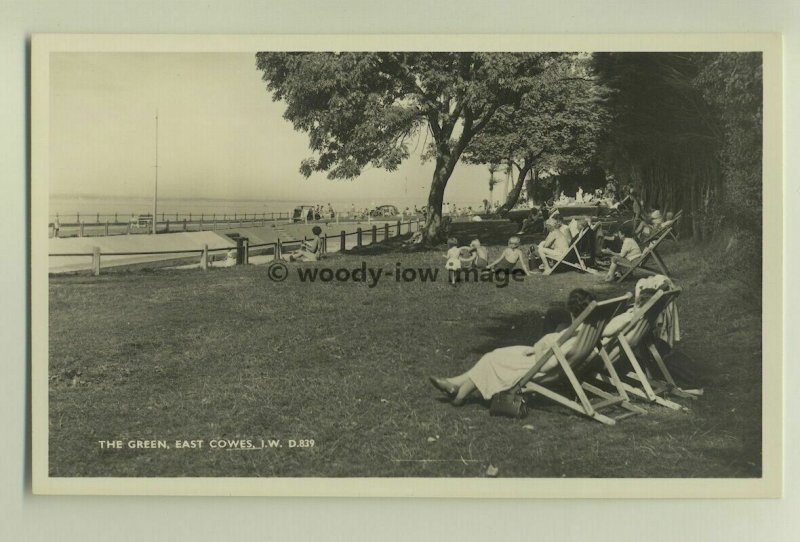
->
[[31, 33, 783, 497]]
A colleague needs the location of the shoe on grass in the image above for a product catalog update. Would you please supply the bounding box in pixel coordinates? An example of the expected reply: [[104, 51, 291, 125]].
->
[[429, 376, 457, 396]]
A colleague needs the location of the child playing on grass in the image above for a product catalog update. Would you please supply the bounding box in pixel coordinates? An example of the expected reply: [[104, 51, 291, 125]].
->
[[469, 239, 489, 269], [601, 224, 642, 282], [444, 237, 462, 284], [487, 236, 534, 276]]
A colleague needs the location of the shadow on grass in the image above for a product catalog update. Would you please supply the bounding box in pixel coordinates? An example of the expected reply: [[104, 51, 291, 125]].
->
[[466, 309, 547, 356]]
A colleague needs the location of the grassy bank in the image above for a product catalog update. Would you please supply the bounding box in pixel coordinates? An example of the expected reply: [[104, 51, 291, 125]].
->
[[48, 222, 762, 478]]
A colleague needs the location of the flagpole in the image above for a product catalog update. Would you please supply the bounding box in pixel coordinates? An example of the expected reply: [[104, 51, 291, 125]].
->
[[152, 110, 158, 235]]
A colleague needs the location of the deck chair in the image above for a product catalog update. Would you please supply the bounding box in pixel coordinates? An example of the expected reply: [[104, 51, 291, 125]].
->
[[542, 227, 592, 275], [593, 288, 694, 410], [639, 211, 682, 246], [664, 210, 683, 242], [615, 227, 673, 282], [509, 293, 644, 425]]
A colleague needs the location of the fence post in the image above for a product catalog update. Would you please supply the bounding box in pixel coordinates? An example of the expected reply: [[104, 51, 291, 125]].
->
[[92, 246, 101, 276], [371, 225, 377, 244], [340, 230, 346, 252], [96, 213, 100, 224], [396, 220, 401, 237], [356, 227, 362, 247], [201, 244, 208, 271], [76, 212, 80, 224], [384, 223, 389, 241], [166, 219, 170, 233], [243, 238, 250, 265], [114, 213, 118, 223], [183, 219, 187, 232], [276, 239, 282, 260], [79, 222, 85, 237], [104, 221, 109, 236]]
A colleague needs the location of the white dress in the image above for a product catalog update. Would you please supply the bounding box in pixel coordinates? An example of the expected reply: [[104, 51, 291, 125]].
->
[[467, 332, 577, 399]]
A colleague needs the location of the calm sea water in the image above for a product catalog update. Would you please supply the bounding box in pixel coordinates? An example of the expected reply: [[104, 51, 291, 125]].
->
[[49, 195, 486, 220]]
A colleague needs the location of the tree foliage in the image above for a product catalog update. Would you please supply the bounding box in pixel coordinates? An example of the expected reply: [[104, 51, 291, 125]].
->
[[255, 52, 551, 241], [462, 53, 609, 213], [594, 52, 763, 288]]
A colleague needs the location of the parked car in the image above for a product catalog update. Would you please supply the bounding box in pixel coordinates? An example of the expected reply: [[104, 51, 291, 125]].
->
[[131, 214, 154, 227], [292, 206, 320, 222], [369, 205, 399, 217]]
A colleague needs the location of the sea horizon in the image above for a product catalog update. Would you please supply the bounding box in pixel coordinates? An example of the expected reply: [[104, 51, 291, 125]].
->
[[49, 194, 490, 219]]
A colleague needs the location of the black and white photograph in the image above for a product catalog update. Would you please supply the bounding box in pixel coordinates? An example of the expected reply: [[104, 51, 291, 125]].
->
[[31, 34, 782, 496]]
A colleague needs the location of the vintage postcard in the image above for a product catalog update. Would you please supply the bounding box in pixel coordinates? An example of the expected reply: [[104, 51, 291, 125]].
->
[[31, 34, 782, 497]]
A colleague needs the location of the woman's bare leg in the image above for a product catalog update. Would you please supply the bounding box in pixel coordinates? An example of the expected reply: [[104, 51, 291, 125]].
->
[[452, 378, 477, 405], [447, 372, 472, 386], [604, 260, 618, 281]]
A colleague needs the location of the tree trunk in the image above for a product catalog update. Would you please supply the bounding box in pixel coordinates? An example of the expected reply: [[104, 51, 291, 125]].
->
[[524, 168, 537, 203], [422, 155, 453, 243], [497, 162, 531, 215]]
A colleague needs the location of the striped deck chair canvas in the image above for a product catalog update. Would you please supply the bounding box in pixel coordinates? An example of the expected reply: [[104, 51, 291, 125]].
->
[[594, 288, 693, 409], [509, 293, 640, 425]]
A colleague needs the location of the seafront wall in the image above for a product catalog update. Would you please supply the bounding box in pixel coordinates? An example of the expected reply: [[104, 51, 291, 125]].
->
[[48, 219, 409, 273]]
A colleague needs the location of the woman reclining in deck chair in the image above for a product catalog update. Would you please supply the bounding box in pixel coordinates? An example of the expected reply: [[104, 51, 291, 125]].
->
[[428, 289, 595, 405], [601, 287, 659, 341]]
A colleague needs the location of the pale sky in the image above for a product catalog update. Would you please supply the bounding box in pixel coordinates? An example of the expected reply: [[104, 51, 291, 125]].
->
[[49, 53, 499, 206]]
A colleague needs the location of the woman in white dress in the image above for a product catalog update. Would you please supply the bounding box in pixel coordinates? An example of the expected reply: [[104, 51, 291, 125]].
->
[[429, 289, 596, 405]]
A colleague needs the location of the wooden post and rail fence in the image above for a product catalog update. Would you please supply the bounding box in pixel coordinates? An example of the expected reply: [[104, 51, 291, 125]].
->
[[51, 219, 421, 276]]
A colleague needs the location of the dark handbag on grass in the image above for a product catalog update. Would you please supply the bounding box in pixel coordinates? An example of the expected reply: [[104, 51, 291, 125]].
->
[[489, 390, 528, 418]]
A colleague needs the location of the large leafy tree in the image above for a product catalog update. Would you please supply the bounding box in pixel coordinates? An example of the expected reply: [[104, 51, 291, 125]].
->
[[463, 53, 609, 214], [255, 52, 549, 242]]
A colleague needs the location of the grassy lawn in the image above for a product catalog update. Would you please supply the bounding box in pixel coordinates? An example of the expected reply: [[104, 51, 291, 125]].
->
[[48, 221, 762, 478]]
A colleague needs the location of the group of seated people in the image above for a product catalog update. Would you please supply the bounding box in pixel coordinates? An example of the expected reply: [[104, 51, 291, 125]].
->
[[528, 204, 680, 280], [443, 205, 680, 283], [429, 275, 677, 406], [444, 236, 534, 279]]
